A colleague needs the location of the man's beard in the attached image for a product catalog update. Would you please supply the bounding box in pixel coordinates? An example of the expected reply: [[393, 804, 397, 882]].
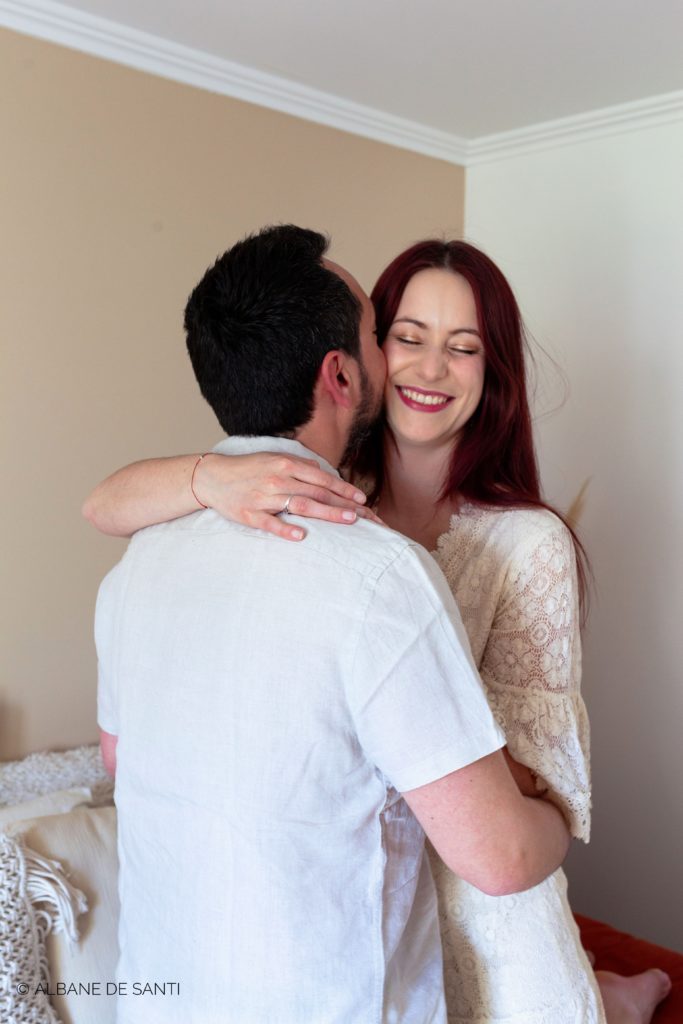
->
[[340, 361, 383, 470]]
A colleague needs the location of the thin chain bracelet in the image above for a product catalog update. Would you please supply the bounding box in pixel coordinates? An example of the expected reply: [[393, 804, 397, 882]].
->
[[191, 453, 210, 509]]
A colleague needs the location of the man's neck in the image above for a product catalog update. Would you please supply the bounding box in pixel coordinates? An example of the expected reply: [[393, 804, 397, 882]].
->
[[295, 420, 344, 471]]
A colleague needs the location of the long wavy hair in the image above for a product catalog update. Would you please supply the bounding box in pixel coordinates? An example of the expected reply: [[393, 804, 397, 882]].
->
[[352, 239, 590, 612]]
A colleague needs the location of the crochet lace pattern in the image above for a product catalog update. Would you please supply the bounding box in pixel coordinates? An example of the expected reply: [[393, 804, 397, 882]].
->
[[434, 504, 591, 840], [0, 745, 113, 809], [431, 504, 603, 1023], [0, 833, 62, 1024]]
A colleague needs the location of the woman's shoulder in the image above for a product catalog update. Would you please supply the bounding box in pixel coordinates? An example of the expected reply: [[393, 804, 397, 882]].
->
[[437, 502, 573, 571], [458, 501, 570, 542]]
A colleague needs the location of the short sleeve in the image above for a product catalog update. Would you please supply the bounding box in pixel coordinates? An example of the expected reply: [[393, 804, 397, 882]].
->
[[347, 544, 505, 794], [95, 562, 126, 736], [480, 517, 591, 840]]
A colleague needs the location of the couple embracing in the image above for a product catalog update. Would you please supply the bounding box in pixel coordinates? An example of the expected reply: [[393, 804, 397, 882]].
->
[[90, 225, 668, 1023]]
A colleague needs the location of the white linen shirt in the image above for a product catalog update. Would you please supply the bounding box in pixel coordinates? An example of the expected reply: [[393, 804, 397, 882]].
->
[[96, 436, 504, 1024]]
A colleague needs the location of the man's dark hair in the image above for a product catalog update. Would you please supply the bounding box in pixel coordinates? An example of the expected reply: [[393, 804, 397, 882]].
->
[[184, 225, 362, 436]]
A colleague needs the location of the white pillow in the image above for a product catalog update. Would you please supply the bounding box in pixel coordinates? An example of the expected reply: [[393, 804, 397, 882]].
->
[[0, 787, 92, 829]]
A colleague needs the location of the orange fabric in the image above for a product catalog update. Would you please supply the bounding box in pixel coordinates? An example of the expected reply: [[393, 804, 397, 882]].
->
[[575, 914, 682, 1023]]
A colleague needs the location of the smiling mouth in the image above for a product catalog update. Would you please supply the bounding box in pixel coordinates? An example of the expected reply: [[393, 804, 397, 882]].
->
[[396, 386, 453, 411]]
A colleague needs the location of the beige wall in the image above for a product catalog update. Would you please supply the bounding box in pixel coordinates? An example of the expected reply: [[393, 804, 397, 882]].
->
[[0, 27, 464, 760]]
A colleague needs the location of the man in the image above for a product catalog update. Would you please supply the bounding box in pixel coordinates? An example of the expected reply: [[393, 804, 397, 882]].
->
[[96, 225, 569, 1023]]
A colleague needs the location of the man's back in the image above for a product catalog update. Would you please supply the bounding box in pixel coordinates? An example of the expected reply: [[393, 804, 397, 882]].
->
[[96, 438, 503, 1024]]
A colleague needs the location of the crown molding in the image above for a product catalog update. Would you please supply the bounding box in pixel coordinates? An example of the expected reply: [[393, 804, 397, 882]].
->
[[0, 0, 469, 165], [467, 91, 683, 165], [1, 0, 681, 168]]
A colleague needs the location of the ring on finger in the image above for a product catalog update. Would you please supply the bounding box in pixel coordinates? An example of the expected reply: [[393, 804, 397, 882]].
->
[[281, 494, 295, 515]]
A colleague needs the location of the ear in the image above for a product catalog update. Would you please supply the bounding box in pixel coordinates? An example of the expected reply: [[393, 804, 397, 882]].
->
[[317, 349, 360, 410]]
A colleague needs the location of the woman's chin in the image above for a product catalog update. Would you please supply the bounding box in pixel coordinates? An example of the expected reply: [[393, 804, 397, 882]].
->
[[388, 422, 459, 453]]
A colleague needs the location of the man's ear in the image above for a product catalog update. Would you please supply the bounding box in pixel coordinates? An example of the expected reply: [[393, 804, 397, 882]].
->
[[318, 349, 360, 410]]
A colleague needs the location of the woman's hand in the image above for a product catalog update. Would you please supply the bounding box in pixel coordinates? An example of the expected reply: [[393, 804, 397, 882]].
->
[[194, 451, 383, 541], [83, 452, 382, 539], [502, 747, 547, 798]]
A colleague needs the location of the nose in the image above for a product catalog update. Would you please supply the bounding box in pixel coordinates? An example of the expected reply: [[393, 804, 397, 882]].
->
[[416, 345, 448, 383]]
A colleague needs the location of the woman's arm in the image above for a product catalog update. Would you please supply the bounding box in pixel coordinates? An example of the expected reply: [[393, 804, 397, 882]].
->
[[481, 516, 591, 840], [83, 456, 200, 537], [82, 451, 373, 540]]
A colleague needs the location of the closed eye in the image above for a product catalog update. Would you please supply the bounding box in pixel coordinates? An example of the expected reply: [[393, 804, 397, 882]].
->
[[396, 336, 480, 355]]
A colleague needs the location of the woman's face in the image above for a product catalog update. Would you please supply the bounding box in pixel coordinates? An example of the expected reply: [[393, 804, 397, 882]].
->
[[382, 268, 486, 451]]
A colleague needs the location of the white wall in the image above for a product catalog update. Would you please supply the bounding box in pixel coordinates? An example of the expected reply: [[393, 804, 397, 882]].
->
[[465, 121, 683, 951]]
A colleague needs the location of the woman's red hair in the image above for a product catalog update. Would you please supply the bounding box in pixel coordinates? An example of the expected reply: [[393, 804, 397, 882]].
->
[[354, 239, 589, 611]]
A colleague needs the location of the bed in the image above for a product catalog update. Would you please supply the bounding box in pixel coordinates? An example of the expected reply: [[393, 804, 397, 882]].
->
[[575, 914, 682, 1023], [1, 746, 680, 1023]]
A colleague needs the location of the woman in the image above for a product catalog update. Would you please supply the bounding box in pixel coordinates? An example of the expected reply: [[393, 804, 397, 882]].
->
[[84, 241, 670, 1023]]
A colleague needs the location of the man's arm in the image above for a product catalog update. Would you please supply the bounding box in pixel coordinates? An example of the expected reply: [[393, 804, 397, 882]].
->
[[348, 540, 569, 897], [402, 748, 569, 897], [99, 729, 118, 778]]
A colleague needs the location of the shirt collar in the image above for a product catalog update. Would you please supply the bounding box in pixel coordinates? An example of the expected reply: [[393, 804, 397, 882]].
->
[[212, 436, 340, 479]]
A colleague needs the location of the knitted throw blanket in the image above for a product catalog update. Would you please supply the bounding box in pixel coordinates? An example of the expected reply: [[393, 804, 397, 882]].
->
[[1, 831, 87, 1023], [0, 745, 113, 808], [1, 745, 102, 1023]]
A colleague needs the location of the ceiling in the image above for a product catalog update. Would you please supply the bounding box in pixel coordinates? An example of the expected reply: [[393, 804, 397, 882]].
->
[[20, 0, 683, 139]]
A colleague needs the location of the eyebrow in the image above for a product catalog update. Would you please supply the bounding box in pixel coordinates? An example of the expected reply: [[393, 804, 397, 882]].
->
[[392, 317, 481, 338]]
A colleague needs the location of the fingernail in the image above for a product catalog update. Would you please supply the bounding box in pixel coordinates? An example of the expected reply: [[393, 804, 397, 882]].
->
[[353, 492, 366, 504], [342, 511, 357, 522], [292, 529, 305, 540]]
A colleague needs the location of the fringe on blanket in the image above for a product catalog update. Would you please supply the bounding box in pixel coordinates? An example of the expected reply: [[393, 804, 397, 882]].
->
[[23, 845, 88, 949], [1, 831, 88, 1023]]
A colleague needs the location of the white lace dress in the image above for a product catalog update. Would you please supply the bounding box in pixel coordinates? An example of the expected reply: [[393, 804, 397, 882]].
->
[[429, 503, 606, 1024]]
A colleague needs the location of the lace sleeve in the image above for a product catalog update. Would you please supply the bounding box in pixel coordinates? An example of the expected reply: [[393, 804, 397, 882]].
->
[[480, 515, 591, 840]]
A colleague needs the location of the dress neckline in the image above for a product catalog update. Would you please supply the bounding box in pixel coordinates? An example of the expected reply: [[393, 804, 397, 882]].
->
[[429, 501, 480, 556]]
